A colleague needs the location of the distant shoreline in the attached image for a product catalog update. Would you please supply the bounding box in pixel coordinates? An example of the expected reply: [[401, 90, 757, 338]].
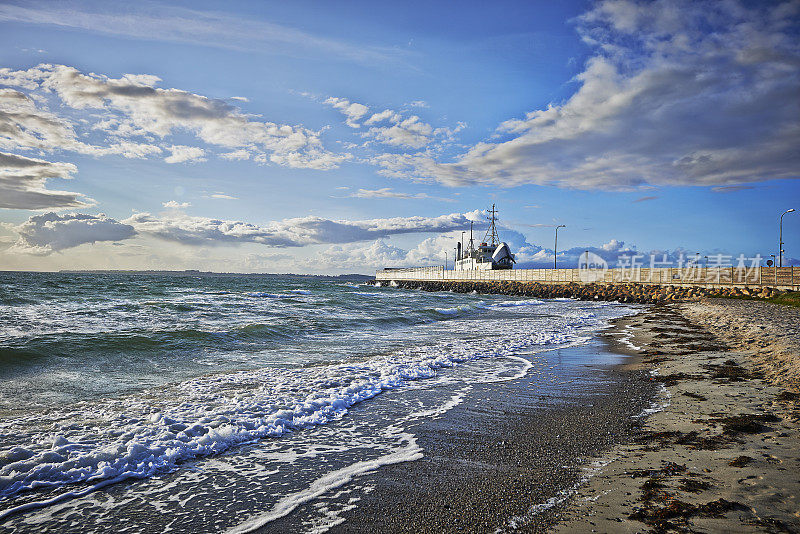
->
[[0, 270, 373, 280]]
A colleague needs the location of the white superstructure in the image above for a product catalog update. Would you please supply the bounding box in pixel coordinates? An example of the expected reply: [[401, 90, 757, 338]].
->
[[454, 204, 515, 271]]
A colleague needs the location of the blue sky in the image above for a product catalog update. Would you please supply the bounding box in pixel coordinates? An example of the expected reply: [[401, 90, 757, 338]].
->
[[0, 0, 798, 273]]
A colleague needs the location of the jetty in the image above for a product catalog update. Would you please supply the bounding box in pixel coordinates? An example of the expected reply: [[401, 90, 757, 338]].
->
[[373, 266, 800, 304]]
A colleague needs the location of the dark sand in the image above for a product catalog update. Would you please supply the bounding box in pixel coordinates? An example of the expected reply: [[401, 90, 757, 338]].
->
[[258, 322, 660, 533], [263, 300, 800, 533]]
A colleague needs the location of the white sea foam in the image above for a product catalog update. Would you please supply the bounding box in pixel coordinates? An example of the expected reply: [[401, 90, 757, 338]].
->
[[227, 432, 422, 534], [0, 290, 636, 528], [0, 319, 586, 512], [488, 299, 545, 308]]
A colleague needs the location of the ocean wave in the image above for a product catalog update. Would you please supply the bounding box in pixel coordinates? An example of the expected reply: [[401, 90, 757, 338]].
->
[[488, 299, 545, 308], [0, 321, 581, 510]]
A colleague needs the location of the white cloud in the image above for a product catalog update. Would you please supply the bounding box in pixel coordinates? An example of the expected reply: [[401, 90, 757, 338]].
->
[[316, 240, 409, 269], [0, 64, 348, 171], [367, 115, 433, 149], [0, 2, 402, 65], [351, 187, 455, 202], [322, 95, 466, 152], [352, 188, 427, 199], [11, 212, 136, 254], [312, 228, 708, 272], [208, 193, 238, 200], [162, 200, 190, 209], [364, 109, 400, 125], [0, 151, 90, 210], [219, 149, 251, 160], [164, 145, 206, 164], [325, 97, 370, 128], [5, 210, 478, 254], [121, 211, 476, 248], [374, 0, 800, 189]]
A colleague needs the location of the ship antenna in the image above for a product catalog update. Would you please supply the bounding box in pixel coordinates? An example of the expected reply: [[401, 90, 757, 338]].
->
[[484, 204, 499, 247]]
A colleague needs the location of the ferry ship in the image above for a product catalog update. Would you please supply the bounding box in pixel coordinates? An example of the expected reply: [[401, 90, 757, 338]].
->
[[454, 204, 515, 270]]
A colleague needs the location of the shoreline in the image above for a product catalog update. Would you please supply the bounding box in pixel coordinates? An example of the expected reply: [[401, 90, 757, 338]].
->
[[277, 298, 800, 533], [259, 308, 661, 533]]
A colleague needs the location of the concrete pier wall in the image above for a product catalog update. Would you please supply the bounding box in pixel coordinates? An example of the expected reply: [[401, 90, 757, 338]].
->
[[375, 266, 799, 291]]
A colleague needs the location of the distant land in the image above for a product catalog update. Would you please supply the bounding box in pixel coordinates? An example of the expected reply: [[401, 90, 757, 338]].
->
[[46, 270, 374, 281]]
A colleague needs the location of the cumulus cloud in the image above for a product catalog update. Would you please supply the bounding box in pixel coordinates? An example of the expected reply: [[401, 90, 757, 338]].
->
[[219, 149, 251, 160], [6, 210, 479, 254], [374, 0, 800, 189], [164, 145, 206, 164], [11, 212, 136, 254], [0, 151, 89, 210], [324, 97, 464, 150], [122, 211, 477, 247], [313, 228, 717, 272], [367, 115, 434, 149], [325, 97, 369, 128], [0, 63, 348, 171], [162, 200, 190, 209]]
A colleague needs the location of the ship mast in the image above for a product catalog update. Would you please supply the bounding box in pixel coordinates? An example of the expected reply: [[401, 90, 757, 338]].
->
[[484, 204, 499, 247]]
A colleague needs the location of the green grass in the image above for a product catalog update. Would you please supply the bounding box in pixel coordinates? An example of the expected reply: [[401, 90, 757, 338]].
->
[[707, 291, 800, 308]]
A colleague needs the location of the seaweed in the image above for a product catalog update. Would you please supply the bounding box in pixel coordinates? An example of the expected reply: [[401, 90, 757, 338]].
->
[[678, 478, 712, 493], [701, 360, 761, 381], [682, 391, 707, 401], [728, 455, 754, 467]]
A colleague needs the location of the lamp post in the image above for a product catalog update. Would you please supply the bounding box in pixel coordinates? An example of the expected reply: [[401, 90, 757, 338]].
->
[[444, 251, 447, 271], [461, 231, 466, 261], [554, 225, 566, 269], [780, 208, 795, 267]]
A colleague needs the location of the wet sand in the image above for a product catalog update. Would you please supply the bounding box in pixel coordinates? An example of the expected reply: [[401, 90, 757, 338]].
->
[[274, 329, 661, 532], [264, 299, 800, 533]]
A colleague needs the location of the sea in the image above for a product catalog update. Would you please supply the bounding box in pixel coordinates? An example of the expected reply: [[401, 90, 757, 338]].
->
[[0, 271, 639, 532]]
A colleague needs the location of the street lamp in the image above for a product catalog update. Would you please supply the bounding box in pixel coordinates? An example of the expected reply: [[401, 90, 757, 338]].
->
[[554, 225, 566, 269], [461, 231, 466, 261], [779, 208, 795, 267], [444, 251, 447, 270]]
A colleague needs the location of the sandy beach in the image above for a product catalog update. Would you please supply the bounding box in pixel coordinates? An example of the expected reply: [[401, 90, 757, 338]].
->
[[554, 300, 800, 533]]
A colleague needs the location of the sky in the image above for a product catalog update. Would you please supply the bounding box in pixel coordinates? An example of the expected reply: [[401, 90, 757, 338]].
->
[[0, 0, 798, 274]]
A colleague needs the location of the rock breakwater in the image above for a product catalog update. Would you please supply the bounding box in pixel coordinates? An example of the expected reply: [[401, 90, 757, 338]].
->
[[372, 280, 787, 304]]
